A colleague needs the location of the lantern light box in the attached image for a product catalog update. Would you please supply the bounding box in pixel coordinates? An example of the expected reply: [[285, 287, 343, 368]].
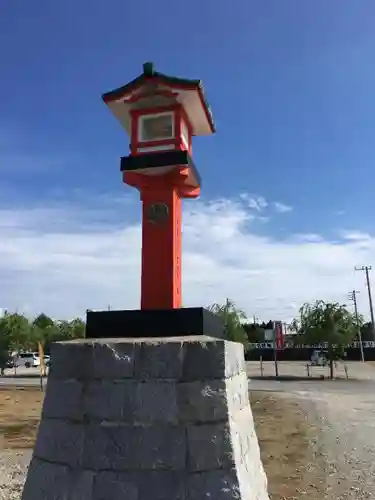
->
[[102, 62, 215, 180]]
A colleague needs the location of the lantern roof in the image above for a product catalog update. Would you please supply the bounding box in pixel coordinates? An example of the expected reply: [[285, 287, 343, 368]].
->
[[102, 62, 215, 137]]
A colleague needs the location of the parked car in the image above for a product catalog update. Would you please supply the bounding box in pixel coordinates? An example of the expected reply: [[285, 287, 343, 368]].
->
[[310, 349, 328, 366], [6, 358, 17, 368], [16, 353, 41, 368]]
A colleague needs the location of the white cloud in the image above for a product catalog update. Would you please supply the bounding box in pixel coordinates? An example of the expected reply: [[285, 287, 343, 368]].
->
[[0, 193, 374, 323], [340, 230, 372, 242], [239, 193, 268, 211], [290, 233, 324, 243], [273, 201, 293, 213]]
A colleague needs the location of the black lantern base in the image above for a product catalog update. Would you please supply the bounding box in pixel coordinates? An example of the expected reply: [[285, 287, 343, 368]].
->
[[120, 150, 201, 184], [85, 307, 225, 339]]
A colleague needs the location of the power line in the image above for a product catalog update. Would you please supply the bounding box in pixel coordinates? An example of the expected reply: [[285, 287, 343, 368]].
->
[[355, 265, 375, 341], [348, 290, 364, 362]]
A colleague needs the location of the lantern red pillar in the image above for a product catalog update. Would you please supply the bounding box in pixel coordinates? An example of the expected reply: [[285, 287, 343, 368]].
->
[[125, 167, 199, 310], [102, 62, 214, 310], [140, 185, 182, 309]]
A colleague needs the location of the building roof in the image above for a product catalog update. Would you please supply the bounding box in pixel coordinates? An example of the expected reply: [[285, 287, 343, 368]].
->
[[102, 62, 215, 134]]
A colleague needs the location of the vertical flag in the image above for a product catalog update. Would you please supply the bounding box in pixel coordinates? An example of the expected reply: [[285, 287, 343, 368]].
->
[[38, 342, 46, 377], [273, 321, 284, 350]]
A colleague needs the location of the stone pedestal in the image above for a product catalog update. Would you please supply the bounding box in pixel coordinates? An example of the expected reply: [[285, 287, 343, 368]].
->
[[22, 336, 269, 500]]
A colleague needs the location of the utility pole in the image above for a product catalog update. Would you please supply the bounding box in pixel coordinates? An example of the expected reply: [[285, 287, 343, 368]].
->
[[348, 290, 364, 362], [272, 321, 279, 377], [355, 266, 375, 341]]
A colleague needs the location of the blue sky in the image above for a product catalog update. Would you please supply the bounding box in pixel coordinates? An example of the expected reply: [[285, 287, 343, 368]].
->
[[1, 0, 375, 320]]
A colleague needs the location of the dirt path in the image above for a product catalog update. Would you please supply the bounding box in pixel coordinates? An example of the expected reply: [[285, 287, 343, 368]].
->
[[280, 389, 375, 499], [250, 392, 327, 499]]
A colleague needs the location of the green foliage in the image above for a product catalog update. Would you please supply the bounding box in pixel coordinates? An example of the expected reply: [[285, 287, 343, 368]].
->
[[33, 313, 55, 330], [360, 322, 374, 342], [208, 298, 248, 344], [242, 323, 265, 342], [0, 311, 31, 353], [0, 310, 86, 356], [293, 300, 360, 378]]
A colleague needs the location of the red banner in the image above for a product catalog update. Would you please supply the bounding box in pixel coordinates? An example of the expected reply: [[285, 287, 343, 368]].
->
[[273, 321, 284, 350]]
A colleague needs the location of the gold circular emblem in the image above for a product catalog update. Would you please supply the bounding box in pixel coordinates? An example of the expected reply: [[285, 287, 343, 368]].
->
[[147, 203, 169, 224]]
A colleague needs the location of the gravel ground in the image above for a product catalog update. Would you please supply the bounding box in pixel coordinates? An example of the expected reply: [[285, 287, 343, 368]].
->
[[0, 450, 31, 500], [284, 389, 375, 499]]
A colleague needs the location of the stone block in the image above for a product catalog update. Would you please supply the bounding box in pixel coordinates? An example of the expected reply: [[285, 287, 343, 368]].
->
[[69, 470, 95, 500], [82, 424, 186, 471], [82, 424, 137, 470], [182, 339, 244, 381], [84, 380, 135, 421], [187, 422, 234, 471], [226, 372, 250, 414], [49, 342, 93, 380], [34, 419, 84, 467], [225, 341, 246, 378], [187, 470, 241, 500], [134, 381, 178, 424], [93, 471, 138, 500], [137, 425, 186, 470], [22, 338, 269, 500], [135, 341, 184, 379], [137, 471, 185, 500], [177, 379, 228, 423], [21, 458, 70, 500], [90, 342, 135, 379], [42, 379, 84, 420]]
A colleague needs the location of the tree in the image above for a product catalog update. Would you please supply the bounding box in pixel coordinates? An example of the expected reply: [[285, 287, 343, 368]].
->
[[0, 310, 87, 360], [243, 323, 265, 343], [360, 322, 374, 342], [208, 299, 248, 344], [0, 314, 12, 374], [0, 311, 32, 373], [33, 313, 55, 331], [68, 318, 86, 339], [293, 300, 359, 378], [29, 313, 57, 353], [0, 311, 31, 352]]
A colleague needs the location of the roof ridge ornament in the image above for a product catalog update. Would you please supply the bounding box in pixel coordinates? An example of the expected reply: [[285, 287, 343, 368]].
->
[[143, 62, 154, 76]]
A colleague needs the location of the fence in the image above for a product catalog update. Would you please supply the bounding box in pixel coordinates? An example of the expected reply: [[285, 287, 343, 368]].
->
[[246, 341, 375, 361]]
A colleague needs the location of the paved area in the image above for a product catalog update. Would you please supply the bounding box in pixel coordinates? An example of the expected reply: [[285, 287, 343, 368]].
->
[[0, 368, 46, 387], [1, 361, 375, 388], [247, 360, 375, 380], [1, 367, 42, 377]]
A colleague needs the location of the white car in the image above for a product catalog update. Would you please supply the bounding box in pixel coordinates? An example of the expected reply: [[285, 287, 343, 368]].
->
[[310, 349, 328, 366], [16, 353, 41, 368]]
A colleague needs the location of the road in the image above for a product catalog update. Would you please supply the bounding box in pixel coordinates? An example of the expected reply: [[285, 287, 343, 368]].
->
[[249, 377, 375, 394], [2, 361, 375, 388], [247, 359, 375, 381], [0, 367, 46, 387]]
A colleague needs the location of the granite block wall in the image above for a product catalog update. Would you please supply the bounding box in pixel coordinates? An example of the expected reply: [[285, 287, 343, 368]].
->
[[22, 336, 269, 500]]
